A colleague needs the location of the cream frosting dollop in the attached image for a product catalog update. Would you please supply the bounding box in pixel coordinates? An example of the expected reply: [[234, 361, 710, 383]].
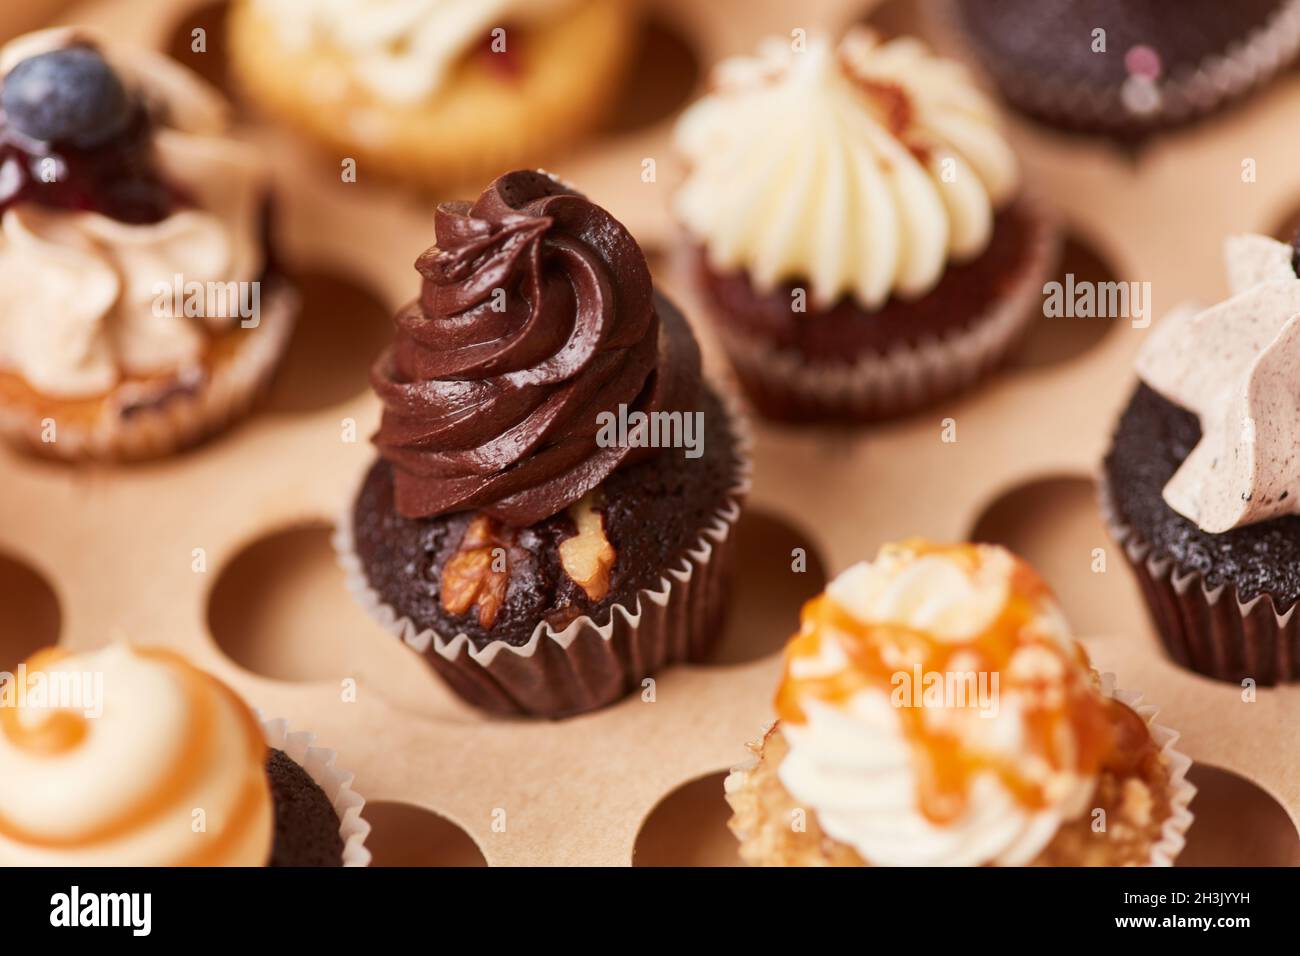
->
[[252, 0, 576, 103], [775, 540, 1104, 867], [673, 29, 1020, 311], [0, 644, 273, 866], [1137, 234, 1300, 533], [0, 28, 268, 399]]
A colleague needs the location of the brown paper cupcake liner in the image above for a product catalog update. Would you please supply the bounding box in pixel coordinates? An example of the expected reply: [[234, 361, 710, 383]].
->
[[258, 714, 372, 867], [335, 394, 753, 719], [934, 0, 1300, 136], [724, 675, 1195, 867], [1100, 473, 1300, 684], [0, 276, 298, 462], [706, 195, 1060, 422]]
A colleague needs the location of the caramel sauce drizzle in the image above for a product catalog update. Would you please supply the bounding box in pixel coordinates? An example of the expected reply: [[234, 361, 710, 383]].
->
[[775, 543, 1151, 825]]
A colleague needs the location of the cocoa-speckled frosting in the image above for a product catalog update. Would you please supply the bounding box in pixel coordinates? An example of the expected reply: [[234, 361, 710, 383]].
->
[[373, 170, 701, 525]]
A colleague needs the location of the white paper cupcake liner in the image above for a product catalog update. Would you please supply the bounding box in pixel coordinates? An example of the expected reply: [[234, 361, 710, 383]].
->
[[334, 389, 753, 718], [0, 276, 298, 462], [259, 713, 372, 867], [725, 674, 1195, 867], [1099, 471, 1300, 683], [935, 0, 1300, 135], [706, 195, 1060, 422]]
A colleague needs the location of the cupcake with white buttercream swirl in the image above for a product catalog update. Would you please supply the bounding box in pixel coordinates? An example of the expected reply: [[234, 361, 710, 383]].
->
[[724, 540, 1194, 866], [0, 28, 297, 460], [673, 29, 1059, 422], [0, 644, 369, 866]]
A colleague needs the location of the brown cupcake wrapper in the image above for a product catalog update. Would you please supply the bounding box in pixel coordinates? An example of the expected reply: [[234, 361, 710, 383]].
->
[[725, 675, 1195, 867], [934, 0, 1300, 135], [335, 393, 753, 719], [704, 194, 1060, 423], [1099, 472, 1300, 684], [258, 714, 372, 867], [0, 277, 298, 462]]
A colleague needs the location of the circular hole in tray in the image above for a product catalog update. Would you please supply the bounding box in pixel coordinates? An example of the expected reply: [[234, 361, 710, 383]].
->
[[1178, 764, 1300, 866], [1007, 232, 1122, 371], [970, 475, 1147, 639], [365, 801, 487, 867], [263, 268, 391, 415], [600, 12, 700, 135], [208, 521, 471, 718], [706, 509, 828, 666], [0, 551, 60, 673], [633, 771, 741, 867], [166, 0, 235, 99], [863, 0, 930, 36]]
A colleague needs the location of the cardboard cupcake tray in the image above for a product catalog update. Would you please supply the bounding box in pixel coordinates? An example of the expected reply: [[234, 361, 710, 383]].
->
[[1, 0, 1298, 866]]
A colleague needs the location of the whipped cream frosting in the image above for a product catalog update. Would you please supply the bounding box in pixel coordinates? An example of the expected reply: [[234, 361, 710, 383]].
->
[[775, 540, 1108, 867], [674, 29, 1020, 311], [0, 645, 273, 866], [254, 0, 576, 103], [1137, 234, 1300, 533], [0, 29, 268, 399]]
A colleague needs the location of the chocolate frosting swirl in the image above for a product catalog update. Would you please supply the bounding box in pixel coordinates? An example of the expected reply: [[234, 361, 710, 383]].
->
[[373, 170, 701, 525]]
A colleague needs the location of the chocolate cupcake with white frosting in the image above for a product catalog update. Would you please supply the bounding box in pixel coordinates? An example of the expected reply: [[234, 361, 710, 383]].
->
[[1103, 234, 1300, 683], [0, 644, 370, 866], [0, 29, 296, 461], [339, 170, 749, 718], [725, 540, 1194, 866], [673, 29, 1058, 422]]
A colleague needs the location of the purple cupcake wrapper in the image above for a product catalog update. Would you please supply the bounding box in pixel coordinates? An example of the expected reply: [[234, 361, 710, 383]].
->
[[706, 195, 1060, 422], [335, 394, 753, 718], [1099, 472, 1300, 684]]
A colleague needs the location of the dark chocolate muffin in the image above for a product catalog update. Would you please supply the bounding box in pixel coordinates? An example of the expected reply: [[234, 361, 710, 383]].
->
[[266, 748, 345, 867], [342, 170, 748, 718], [952, 0, 1300, 137]]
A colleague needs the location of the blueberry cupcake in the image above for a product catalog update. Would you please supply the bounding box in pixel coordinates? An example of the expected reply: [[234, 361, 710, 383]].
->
[[228, 0, 635, 192], [337, 170, 749, 718], [1102, 234, 1300, 683], [672, 29, 1058, 423], [0, 29, 296, 461], [951, 0, 1300, 138], [0, 644, 370, 866], [725, 540, 1194, 866]]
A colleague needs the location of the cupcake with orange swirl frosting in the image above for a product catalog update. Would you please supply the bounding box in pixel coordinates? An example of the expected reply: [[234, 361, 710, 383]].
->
[[0, 29, 297, 461], [338, 169, 749, 718], [0, 645, 369, 866], [672, 29, 1059, 422], [725, 540, 1194, 866]]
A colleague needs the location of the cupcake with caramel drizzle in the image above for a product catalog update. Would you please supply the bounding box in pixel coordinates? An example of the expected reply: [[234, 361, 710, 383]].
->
[[0, 645, 367, 866], [726, 540, 1194, 867]]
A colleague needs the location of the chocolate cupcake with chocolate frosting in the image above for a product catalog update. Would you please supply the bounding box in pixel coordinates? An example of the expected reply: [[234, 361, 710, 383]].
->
[[1102, 234, 1300, 683], [339, 170, 749, 718]]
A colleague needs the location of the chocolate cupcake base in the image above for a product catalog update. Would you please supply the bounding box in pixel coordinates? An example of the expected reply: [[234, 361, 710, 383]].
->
[[696, 197, 1059, 423], [337, 388, 751, 718], [1102, 383, 1300, 684]]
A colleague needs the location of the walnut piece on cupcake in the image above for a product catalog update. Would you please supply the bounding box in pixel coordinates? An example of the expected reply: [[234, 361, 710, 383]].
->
[[725, 539, 1194, 866]]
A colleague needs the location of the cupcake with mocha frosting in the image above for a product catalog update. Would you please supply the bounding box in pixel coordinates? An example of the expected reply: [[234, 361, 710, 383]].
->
[[339, 169, 749, 718], [1103, 234, 1300, 683], [673, 29, 1058, 423], [228, 0, 635, 192], [0, 29, 296, 461], [725, 540, 1194, 866], [0, 644, 369, 866]]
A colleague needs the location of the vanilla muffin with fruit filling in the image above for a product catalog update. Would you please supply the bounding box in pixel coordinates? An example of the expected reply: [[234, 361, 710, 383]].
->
[[0, 28, 296, 461], [725, 540, 1194, 866]]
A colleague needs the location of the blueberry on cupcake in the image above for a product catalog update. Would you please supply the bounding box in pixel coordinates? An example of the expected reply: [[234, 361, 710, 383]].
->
[[1103, 234, 1300, 683], [672, 29, 1058, 422], [0, 29, 296, 460], [0, 644, 370, 866], [952, 0, 1300, 138], [340, 170, 749, 718]]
